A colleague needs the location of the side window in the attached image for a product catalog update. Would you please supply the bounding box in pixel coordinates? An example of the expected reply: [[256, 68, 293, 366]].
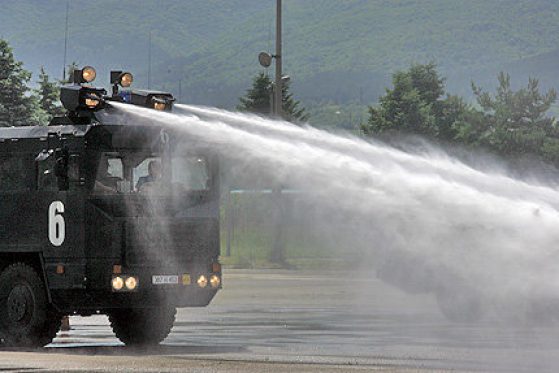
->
[[133, 157, 158, 190], [67, 154, 81, 191], [171, 156, 210, 190], [107, 158, 123, 178], [93, 154, 125, 195]]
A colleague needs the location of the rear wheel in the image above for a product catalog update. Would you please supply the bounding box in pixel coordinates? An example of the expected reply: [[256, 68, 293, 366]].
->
[[0, 263, 61, 347], [108, 306, 176, 346]]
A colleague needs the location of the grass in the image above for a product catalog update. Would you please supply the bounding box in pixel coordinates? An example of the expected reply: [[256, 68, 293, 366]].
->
[[219, 193, 358, 269]]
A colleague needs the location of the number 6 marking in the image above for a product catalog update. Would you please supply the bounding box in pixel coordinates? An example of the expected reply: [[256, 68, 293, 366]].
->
[[49, 201, 65, 246]]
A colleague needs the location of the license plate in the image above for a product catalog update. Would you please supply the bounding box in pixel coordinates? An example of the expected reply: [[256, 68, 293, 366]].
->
[[152, 275, 179, 285]]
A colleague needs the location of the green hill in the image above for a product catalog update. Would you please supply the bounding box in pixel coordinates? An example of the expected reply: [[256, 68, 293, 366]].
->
[[2, 0, 559, 125]]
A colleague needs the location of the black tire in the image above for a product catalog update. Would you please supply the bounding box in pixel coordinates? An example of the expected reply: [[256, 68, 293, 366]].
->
[[436, 288, 484, 323], [0, 263, 61, 347], [108, 306, 176, 346]]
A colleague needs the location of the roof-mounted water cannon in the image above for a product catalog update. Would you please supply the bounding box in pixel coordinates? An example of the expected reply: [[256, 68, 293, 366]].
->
[[60, 66, 106, 116], [130, 90, 175, 111], [59, 65, 176, 120], [108, 70, 175, 111]]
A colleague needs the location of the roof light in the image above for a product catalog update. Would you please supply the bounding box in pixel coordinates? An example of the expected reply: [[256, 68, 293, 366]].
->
[[119, 72, 133, 87], [81, 66, 96, 83], [111, 71, 134, 88]]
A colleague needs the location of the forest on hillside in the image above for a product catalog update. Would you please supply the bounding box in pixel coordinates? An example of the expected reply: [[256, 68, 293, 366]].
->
[[2, 0, 559, 127]]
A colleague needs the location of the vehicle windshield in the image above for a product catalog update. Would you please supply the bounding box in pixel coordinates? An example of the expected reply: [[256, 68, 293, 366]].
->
[[93, 152, 210, 195]]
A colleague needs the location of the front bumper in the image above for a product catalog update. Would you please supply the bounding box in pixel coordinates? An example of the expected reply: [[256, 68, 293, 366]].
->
[[50, 266, 222, 312]]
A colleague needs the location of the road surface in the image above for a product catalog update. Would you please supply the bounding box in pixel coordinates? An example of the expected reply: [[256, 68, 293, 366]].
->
[[0, 269, 558, 372]]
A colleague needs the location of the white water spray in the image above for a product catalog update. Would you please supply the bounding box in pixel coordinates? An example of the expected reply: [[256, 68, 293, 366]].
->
[[109, 102, 559, 323]]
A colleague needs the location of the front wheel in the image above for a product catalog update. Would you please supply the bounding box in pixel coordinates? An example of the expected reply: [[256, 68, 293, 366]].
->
[[0, 263, 61, 347], [108, 306, 176, 346]]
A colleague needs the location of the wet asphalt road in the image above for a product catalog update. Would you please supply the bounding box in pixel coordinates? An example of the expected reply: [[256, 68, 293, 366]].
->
[[1, 269, 559, 372]]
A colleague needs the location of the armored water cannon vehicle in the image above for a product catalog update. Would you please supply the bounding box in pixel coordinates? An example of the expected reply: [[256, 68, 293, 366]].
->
[[0, 66, 221, 347]]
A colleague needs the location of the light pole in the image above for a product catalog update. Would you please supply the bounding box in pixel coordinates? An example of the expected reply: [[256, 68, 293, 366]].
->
[[257, 0, 288, 266], [274, 0, 282, 119], [258, 0, 283, 119], [268, 76, 290, 116]]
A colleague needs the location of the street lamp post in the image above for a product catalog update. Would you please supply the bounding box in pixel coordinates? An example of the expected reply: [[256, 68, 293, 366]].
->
[[258, 0, 283, 119], [274, 0, 283, 119], [257, 0, 288, 267]]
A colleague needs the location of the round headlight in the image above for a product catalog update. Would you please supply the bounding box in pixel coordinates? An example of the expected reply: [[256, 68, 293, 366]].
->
[[209, 275, 220, 288], [82, 66, 96, 83], [125, 276, 138, 290], [197, 275, 208, 288], [120, 72, 133, 87], [112, 276, 124, 291]]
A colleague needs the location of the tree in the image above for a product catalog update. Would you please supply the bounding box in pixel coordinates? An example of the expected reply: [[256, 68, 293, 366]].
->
[[0, 39, 39, 126], [237, 73, 272, 115], [281, 82, 309, 122], [237, 72, 309, 122], [363, 63, 559, 167], [35, 67, 65, 122], [62, 62, 78, 85], [462, 72, 558, 157], [362, 63, 468, 141]]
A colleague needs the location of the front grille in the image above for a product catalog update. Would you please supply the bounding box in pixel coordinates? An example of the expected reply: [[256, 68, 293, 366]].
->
[[125, 219, 218, 267]]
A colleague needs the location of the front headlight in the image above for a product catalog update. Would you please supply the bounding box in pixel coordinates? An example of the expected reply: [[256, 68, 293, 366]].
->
[[209, 275, 221, 288], [112, 276, 124, 291], [125, 276, 138, 290], [112, 275, 138, 292], [197, 275, 208, 288]]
